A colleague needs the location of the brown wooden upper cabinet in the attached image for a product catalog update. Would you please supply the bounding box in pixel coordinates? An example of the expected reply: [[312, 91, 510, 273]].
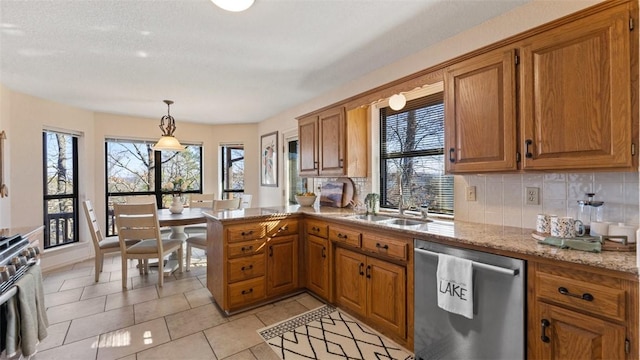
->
[[445, 47, 517, 173], [445, 2, 636, 173], [298, 106, 368, 177]]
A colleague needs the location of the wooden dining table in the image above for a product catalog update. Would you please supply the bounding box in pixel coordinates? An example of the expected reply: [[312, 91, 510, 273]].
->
[[156, 207, 207, 275], [157, 207, 207, 241]]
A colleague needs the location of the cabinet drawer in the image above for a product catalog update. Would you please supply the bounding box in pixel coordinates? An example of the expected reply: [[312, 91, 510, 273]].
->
[[267, 220, 299, 237], [536, 272, 625, 322], [362, 235, 407, 261], [228, 277, 265, 308], [329, 227, 362, 248], [227, 240, 265, 258], [228, 254, 265, 283], [306, 220, 328, 238], [227, 224, 265, 243]]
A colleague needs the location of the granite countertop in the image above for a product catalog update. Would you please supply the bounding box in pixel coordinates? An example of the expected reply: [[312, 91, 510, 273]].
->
[[204, 205, 639, 276]]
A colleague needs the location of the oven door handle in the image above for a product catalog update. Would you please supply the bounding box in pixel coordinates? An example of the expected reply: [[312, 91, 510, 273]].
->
[[415, 248, 519, 276]]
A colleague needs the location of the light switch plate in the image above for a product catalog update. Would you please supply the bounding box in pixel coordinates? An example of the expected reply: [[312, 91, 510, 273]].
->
[[526, 187, 540, 205], [466, 186, 476, 201]]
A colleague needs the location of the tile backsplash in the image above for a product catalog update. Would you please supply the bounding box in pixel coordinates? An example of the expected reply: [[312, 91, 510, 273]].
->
[[454, 172, 640, 229]]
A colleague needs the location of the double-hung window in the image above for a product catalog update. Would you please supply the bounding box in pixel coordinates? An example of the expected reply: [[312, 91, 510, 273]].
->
[[380, 93, 453, 215], [221, 145, 244, 199]]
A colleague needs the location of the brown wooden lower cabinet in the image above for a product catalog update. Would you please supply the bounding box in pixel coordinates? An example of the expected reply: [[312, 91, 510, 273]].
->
[[335, 247, 407, 340], [306, 234, 330, 300], [537, 302, 626, 359], [528, 261, 638, 360], [266, 234, 299, 297]]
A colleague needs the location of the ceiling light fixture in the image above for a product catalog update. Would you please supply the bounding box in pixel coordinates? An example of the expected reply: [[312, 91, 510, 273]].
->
[[211, 0, 254, 12], [152, 100, 186, 152], [389, 93, 407, 111]]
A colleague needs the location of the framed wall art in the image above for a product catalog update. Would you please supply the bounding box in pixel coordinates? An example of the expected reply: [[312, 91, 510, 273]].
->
[[260, 131, 278, 187]]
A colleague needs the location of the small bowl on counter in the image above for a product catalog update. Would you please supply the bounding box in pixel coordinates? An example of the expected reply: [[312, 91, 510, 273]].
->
[[295, 195, 317, 207]]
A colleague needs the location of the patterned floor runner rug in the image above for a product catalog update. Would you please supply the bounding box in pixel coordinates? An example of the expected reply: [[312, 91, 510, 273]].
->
[[257, 305, 414, 360]]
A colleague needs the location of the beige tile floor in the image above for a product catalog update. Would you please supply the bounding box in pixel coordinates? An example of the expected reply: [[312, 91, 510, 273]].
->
[[30, 250, 326, 360]]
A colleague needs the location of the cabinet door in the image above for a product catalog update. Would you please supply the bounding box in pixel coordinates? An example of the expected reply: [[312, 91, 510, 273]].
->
[[520, 4, 633, 170], [266, 235, 299, 296], [306, 235, 329, 300], [318, 107, 346, 176], [445, 47, 517, 173], [366, 256, 406, 339], [299, 116, 319, 176], [335, 247, 366, 317], [537, 302, 626, 359]]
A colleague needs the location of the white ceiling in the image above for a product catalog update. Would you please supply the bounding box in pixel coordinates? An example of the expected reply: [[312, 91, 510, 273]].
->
[[0, 0, 528, 125]]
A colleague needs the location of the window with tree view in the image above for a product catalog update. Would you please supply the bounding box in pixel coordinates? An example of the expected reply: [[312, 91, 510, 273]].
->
[[380, 93, 453, 215], [221, 145, 244, 199], [43, 131, 78, 249], [105, 139, 202, 235]]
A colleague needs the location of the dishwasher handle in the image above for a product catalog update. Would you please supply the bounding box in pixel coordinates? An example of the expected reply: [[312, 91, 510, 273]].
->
[[415, 247, 520, 276]]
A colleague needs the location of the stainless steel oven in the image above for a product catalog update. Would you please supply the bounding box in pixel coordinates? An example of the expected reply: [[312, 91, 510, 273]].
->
[[414, 239, 525, 360]]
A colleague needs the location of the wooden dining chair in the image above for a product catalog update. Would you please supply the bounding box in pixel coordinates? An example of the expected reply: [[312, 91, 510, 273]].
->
[[114, 203, 184, 288], [184, 193, 215, 237], [185, 197, 239, 271], [83, 200, 141, 282]]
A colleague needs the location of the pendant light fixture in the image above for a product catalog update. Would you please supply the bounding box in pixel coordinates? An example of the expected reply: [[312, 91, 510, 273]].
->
[[152, 100, 186, 152], [211, 0, 254, 12]]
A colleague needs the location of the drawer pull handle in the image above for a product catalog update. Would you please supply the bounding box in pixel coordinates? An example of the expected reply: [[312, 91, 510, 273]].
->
[[321, 246, 326, 258], [525, 139, 533, 158], [280, 226, 288, 231], [376, 243, 389, 250], [241, 265, 253, 271], [366, 265, 371, 279], [558, 287, 594, 302], [337, 233, 348, 239], [241, 230, 254, 236], [269, 246, 273, 257], [540, 319, 550, 343], [359, 263, 364, 276], [449, 148, 455, 163], [241, 288, 253, 295], [241, 245, 253, 252], [311, 226, 320, 232]]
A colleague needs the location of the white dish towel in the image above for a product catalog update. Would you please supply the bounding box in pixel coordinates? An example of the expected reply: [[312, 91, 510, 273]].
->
[[436, 253, 474, 319]]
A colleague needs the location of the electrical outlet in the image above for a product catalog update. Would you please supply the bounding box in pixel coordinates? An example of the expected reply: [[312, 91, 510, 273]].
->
[[466, 186, 476, 201], [526, 187, 540, 205]]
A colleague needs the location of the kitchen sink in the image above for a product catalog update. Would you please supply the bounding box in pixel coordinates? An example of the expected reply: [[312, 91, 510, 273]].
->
[[349, 214, 397, 222], [383, 218, 428, 226], [348, 214, 430, 227]]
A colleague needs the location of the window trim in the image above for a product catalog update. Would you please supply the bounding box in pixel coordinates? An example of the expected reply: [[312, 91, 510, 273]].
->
[[379, 92, 452, 215]]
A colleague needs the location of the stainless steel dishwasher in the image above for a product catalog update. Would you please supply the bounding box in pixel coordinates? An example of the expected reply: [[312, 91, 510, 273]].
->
[[414, 239, 525, 360]]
